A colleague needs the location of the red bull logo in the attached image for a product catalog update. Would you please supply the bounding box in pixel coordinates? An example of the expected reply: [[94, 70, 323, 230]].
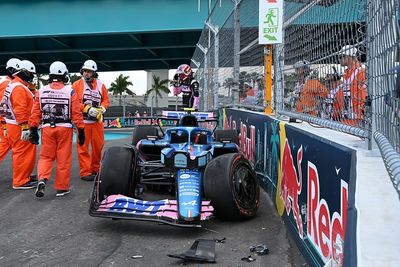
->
[[307, 162, 347, 264], [280, 139, 303, 237], [239, 122, 256, 163], [109, 118, 121, 128], [280, 138, 348, 265]]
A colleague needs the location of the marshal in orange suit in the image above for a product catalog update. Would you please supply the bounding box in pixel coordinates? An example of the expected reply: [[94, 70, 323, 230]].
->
[[0, 60, 38, 189], [0, 58, 20, 164], [29, 61, 85, 197], [72, 60, 109, 181]]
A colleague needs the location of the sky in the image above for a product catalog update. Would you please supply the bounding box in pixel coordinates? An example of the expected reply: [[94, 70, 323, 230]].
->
[[1, 69, 176, 96], [97, 70, 176, 96]]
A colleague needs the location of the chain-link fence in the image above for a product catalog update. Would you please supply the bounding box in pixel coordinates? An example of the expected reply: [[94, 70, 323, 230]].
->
[[192, 0, 400, 194], [191, 0, 265, 111], [276, 0, 400, 195], [367, 0, 400, 194], [276, 0, 368, 137]]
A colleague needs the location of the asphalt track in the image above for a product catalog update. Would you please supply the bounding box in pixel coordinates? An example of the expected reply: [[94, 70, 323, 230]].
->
[[0, 134, 305, 267]]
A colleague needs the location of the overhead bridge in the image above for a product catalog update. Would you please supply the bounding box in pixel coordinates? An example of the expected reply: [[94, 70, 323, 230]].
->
[[0, 0, 212, 74]]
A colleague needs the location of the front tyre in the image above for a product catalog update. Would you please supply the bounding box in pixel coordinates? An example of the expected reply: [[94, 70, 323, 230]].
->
[[97, 146, 137, 202], [204, 153, 259, 220]]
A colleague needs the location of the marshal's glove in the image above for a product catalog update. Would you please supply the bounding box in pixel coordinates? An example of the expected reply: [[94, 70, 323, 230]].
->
[[29, 127, 39, 145], [172, 74, 181, 87], [96, 106, 106, 123], [191, 80, 200, 97], [83, 105, 99, 117], [20, 123, 30, 142], [77, 128, 85, 146]]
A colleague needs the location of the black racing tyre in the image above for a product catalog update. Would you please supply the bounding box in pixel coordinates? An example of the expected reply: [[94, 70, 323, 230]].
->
[[131, 125, 159, 146], [214, 129, 239, 145], [98, 146, 136, 201], [204, 153, 259, 220]]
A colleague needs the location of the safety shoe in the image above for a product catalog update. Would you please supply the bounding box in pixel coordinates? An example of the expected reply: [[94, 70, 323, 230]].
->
[[35, 179, 47, 198], [13, 180, 38, 190], [29, 174, 38, 182], [81, 175, 95, 181], [56, 190, 70, 197]]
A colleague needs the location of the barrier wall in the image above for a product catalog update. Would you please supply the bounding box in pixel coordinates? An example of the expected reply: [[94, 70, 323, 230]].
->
[[103, 117, 156, 128], [220, 108, 358, 267], [103, 112, 216, 128]]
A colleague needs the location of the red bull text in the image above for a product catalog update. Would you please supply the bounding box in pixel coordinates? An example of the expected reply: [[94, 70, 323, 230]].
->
[[280, 138, 348, 265]]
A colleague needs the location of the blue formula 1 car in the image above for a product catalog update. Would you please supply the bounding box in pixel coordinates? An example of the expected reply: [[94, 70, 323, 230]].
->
[[89, 111, 260, 227]]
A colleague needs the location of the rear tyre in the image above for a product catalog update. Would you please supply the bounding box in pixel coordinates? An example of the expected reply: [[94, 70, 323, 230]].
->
[[214, 129, 239, 145], [97, 146, 137, 201], [204, 153, 259, 220], [131, 126, 159, 146]]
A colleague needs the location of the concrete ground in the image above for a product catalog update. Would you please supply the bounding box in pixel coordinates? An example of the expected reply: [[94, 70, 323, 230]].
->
[[0, 134, 305, 267]]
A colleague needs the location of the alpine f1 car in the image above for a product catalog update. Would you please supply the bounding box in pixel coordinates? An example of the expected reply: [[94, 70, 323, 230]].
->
[[89, 111, 260, 227]]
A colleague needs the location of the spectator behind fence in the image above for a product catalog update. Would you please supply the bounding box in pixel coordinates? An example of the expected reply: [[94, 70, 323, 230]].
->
[[323, 66, 343, 121], [240, 82, 258, 106], [338, 45, 367, 126], [292, 60, 327, 116]]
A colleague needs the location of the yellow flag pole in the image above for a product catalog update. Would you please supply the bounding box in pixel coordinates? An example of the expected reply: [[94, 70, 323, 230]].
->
[[264, 44, 273, 115]]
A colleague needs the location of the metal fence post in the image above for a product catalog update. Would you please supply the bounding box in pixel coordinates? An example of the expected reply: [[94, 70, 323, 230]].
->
[[122, 95, 126, 117], [274, 43, 284, 114], [197, 44, 208, 111], [366, 0, 374, 150], [206, 21, 219, 110], [233, 0, 241, 108], [214, 27, 219, 110]]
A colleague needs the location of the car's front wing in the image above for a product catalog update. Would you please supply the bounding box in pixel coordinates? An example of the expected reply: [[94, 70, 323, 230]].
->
[[89, 194, 214, 228]]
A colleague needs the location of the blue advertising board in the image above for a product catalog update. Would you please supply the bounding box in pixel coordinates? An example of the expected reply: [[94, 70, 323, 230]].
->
[[220, 108, 357, 267]]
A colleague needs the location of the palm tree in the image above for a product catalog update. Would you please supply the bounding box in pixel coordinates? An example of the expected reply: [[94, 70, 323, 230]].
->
[[144, 75, 170, 108], [223, 77, 235, 98], [108, 74, 135, 105]]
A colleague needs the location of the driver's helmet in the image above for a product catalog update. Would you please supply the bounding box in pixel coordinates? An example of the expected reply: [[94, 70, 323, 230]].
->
[[176, 64, 192, 82]]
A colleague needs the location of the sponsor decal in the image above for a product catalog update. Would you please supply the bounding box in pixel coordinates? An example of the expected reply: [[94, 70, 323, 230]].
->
[[279, 137, 347, 265], [280, 139, 304, 237], [307, 164, 347, 264], [177, 170, 202, 218], [182, 200, 197, 206], [180, 174, 191, 179], [239, 122, 256, 163]]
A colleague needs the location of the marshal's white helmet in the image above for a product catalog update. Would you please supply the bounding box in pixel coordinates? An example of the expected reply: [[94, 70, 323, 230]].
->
[[6, 58, 21, 70], [81, 59, 97, 72], [49, 61, 68, 75], [294, 60, 310, 69], [18, 60, 36, 74], [338, 45, 358, 57]]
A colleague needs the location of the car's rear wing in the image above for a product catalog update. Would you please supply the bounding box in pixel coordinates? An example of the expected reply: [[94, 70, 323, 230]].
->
[[131, 113, 219, 134]]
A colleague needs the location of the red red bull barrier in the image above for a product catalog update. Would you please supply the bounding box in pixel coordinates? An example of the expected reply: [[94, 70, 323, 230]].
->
[[220, 108, 357, 267]]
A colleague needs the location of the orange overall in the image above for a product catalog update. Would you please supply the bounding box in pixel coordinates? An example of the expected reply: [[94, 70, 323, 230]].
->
[[0, 77, 12, 163], [340, 65, 366, 126], [296, 79, 328, 116], [72, 78, 109, 177], [0, 77, 36, 187], [29, 82, 84, 190]]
